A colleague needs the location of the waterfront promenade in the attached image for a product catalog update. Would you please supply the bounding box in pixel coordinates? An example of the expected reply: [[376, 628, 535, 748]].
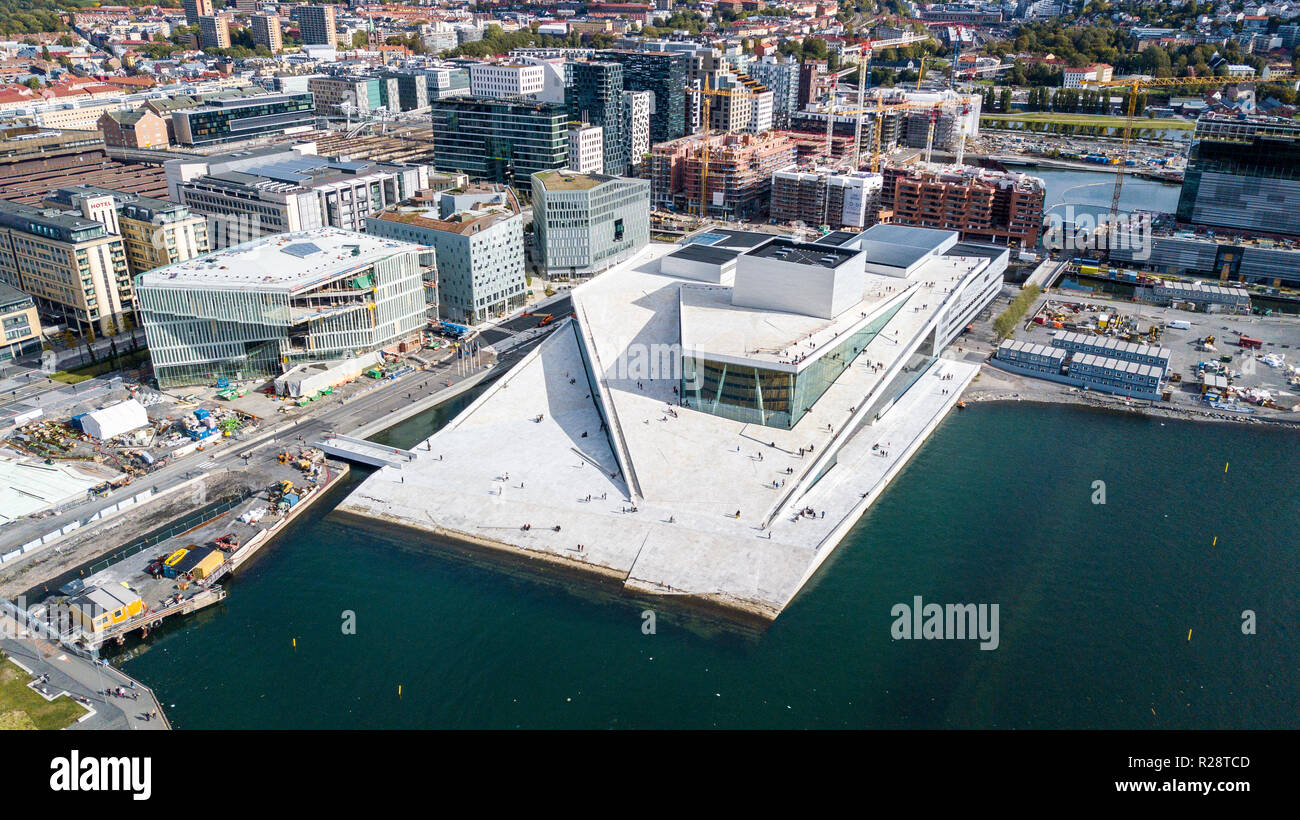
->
[[1, 611, 168, 730]]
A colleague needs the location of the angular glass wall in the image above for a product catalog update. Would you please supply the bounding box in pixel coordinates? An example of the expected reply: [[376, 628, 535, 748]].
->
[[682, 300, 905, 429]]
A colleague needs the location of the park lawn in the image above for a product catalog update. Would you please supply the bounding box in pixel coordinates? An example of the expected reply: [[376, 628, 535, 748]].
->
[[0, 658, 86, 730], [981, 111, 1196, 129]]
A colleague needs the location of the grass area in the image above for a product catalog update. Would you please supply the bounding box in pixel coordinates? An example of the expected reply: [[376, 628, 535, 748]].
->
[[49, 349, 150, 384], [994, 284, 1043, 340], [0, 658, 86, 730], [981, 112, 1195, 129]]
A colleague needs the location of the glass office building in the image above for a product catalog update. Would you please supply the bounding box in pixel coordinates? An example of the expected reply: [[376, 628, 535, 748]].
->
[[681, 300, 906, 429], [171, 92, 316, 147], [1175, 114, 1300, 237], [565, 61, 627, 176], [430, 98, 569, 185], [594, 50, 689, 145]]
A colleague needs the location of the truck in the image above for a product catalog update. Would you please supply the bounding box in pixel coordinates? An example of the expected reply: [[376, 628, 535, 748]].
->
[[1239, 335, 1263, 349]]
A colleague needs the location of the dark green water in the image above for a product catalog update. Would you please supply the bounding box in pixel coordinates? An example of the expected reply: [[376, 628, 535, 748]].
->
[[118, 397, 1300, 729]]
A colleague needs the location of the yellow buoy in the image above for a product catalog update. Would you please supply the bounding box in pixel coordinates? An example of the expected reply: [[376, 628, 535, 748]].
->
[[1224, 461, 1229, 473], [398, 684, 402, 698], [292, 638, 296, 649], [1212, 535, 1217, 547], [1187, 629, 1192, 641]]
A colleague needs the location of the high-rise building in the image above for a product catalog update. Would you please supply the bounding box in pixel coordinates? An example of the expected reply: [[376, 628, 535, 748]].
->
[[429, 97, 569, 185], [531, 170, 650, 280], [567, 124, 605, 175], [623, 89, 652, 176], [198, 15, 231, 50], [0, 201, 131, 336], [748, 56, 800, 129], [593, 50, 689, 145], [135, 228, 433, 387], [565, 61, 626, 176], [297, 4, 337, 48], [183, 0, 213, 27], [251, 14, 282, 53], [367, 185, 526, 323], [1176, 113, 1300, 238]]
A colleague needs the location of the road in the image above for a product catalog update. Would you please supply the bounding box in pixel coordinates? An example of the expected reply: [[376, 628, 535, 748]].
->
[[478, 294, 572, 347]]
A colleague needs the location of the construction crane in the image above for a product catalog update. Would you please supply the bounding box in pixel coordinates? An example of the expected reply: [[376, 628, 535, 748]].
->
[[684, 79, 749, 218], [1081, 72, 1298, 224], [821, 33, 937, 165]]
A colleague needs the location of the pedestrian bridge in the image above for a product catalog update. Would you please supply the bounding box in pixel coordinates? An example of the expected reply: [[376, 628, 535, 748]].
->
[[316, 435, 416, 469]]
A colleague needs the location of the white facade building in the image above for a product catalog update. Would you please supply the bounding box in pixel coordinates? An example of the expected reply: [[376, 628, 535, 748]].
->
[[531, 170, 650, 279], [135, 228, 433, 387], [623, 90, 652, 172], [468, 63, 546, 98], [567, 124, 605, 175]]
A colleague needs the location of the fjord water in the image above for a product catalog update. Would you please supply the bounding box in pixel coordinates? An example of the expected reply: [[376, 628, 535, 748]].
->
[[118, 396, 1299, 729]]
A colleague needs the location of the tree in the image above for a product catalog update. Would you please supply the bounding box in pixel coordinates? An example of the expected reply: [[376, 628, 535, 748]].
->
[[352, 31, 368, 49], [999, 87, 1012, 113]]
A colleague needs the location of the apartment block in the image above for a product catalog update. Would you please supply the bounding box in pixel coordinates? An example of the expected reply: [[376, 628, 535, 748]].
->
[[651, 131, 797, 220], [887, 166, 1046, 248], [97, 109, 169, 149], [297, 5, 337, 48], [0, 201, 131, 336], [198, 15, 231, 50], [251, 14, 283, 53], [770, 167, 883, 230]]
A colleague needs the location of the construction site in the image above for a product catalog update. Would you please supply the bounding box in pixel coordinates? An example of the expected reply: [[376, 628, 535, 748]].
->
[[7, 442, 347, 652]]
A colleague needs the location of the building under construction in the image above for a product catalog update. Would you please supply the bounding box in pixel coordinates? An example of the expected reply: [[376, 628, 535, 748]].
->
[[885, 165, 1046, 248], [650, 131, 797, 220], [769, 166, 884, 230]]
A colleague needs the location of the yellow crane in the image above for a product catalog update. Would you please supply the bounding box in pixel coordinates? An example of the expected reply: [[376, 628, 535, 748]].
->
[[1081, 72, 1298, 223], [684, 79, 750, 218]]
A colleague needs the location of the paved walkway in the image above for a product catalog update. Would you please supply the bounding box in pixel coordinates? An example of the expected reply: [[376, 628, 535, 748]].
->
[[1, 613, 168, 730]]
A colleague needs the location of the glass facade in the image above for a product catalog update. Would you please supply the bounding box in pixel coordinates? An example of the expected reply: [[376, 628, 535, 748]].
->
[[681, 301, 905, 429], [1176, 122, 1300, 237], [430, 99, 569, 185], [176, 93, 316, 146], [594, 50, 689, 145], [565, 62, 627, 176]]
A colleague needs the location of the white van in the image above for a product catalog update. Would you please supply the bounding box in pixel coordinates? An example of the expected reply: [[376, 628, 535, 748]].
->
[[1168, 319, 1192, 330]]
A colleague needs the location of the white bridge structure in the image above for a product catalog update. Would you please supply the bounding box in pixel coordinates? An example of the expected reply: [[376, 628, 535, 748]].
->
[[316, 435, 416, 469]]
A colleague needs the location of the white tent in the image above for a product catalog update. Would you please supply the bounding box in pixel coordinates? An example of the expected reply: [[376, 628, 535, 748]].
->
[[81, 399, 148, 440]]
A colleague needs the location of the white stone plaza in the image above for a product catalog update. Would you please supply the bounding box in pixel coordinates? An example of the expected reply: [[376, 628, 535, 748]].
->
[[337, 225, 1007, 622]]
